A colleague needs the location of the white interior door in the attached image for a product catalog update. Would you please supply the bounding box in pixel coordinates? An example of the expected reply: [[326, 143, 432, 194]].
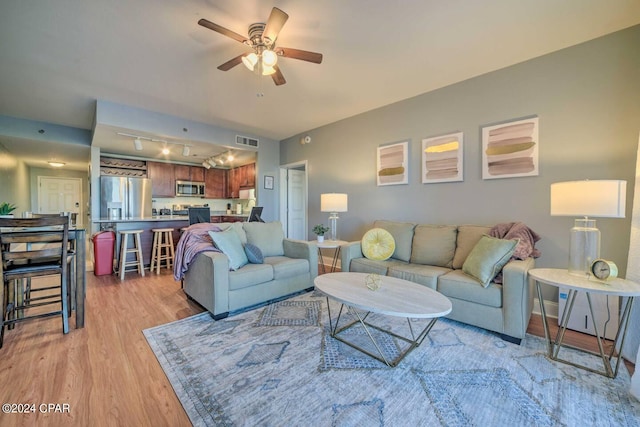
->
[[38, 177, 83, 226], [287, 169, 306, 239]]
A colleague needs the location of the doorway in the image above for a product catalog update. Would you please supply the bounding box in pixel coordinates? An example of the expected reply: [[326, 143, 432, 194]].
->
[[279, 161, 308, 240], [37, 176, 83, 227]]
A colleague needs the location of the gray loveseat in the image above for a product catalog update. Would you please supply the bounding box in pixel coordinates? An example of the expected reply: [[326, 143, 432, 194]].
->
[[340, 220, 535, 344], [183, 221, 317, 319]]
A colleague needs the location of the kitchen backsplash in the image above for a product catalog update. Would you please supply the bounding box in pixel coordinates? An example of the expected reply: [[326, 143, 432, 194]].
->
[[153, 197, 254, 213]]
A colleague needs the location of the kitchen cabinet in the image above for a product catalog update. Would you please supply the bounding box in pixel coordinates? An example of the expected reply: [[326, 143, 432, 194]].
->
[[204, 168, 227, 199], [226, 163, 256, 198], [221, 216, 246, 223], [175, 165, 204, 182], [147, 161, 175, 197], [239, 163, 255, 189], [227, 167, 240, 199]]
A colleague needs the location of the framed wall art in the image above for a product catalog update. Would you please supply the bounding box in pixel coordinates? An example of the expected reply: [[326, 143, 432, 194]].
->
[[264, 175, 274, 190], [482, 116, 539, 180], [377, 141, 408, 186], [422, 131, 463, 183]]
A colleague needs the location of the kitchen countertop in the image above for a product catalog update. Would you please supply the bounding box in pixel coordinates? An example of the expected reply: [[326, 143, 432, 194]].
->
[[93, 213, 249, 223]]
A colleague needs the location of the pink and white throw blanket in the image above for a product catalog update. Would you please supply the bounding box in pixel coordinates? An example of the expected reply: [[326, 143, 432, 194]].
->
[[173, 223, 221, 281]]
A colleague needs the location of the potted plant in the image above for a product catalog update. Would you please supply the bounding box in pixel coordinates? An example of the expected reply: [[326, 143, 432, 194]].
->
[[312, 224, 330, 242], [0, 202, 17, 218]]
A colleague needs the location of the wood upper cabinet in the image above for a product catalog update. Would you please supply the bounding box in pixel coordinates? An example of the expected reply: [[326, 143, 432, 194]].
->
[[175, 165, 205, 182], [204, 168, 227, 199], [227, 167, 240, 199], [226, 163, 256, 198], [240, 163, 255, 189], [147, 161, 175, 197]]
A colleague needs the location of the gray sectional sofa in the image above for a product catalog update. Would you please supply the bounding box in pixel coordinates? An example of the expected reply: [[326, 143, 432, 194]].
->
[[340, 220, 535, 344], [182, 221, 317, 319]]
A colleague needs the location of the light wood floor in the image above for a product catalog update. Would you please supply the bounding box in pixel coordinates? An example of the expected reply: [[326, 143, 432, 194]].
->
[[0, 270, 634, 426]]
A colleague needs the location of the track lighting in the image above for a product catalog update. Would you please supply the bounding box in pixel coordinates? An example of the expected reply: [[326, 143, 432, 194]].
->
[[161, 147, 170, 155], [182, 145, 190, 156], [133, 138, 143, 151], [202, 161, 211, 169]]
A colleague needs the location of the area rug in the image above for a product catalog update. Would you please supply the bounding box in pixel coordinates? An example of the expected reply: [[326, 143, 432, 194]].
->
[[144, 291, 640, 426]]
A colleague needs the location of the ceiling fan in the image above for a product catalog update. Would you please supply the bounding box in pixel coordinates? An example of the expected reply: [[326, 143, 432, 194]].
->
[[198, 7, 323, 86]]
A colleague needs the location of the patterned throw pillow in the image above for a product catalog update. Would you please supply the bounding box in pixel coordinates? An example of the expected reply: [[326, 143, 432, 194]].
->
[[361, 228, 396, 261], [244, 243, 264, 264]]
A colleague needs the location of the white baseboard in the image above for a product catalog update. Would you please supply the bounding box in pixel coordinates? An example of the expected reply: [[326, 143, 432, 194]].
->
[[533, 297, 558, 319]]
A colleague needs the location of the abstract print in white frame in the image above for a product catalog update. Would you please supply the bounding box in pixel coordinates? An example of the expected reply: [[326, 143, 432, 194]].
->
[[482, 116, 539, 180], [377, 141, 409, 186], [422, 132, 463, 183]]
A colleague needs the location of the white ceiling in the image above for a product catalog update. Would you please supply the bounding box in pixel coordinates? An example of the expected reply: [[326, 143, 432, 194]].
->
[[0, 0, 639, 170]]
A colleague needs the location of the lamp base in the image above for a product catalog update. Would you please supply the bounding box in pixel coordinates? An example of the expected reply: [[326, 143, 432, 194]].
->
[[328, 212, 339, 242], [568, 218, 600, 277]]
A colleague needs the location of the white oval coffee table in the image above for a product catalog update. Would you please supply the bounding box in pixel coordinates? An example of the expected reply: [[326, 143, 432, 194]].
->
[[314, 272, 452, 367]]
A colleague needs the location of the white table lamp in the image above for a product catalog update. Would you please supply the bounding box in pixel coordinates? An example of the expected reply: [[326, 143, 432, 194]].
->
[[321, 193, 348, 241], [550, 180, 626, 276]]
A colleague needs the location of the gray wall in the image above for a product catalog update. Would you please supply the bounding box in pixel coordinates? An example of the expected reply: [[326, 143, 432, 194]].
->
[[0, 143, 30, 215], [281, 26, 640, 302]]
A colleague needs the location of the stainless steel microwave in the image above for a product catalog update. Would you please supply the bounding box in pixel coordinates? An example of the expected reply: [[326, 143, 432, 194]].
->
[[176, 180, 205, 197]]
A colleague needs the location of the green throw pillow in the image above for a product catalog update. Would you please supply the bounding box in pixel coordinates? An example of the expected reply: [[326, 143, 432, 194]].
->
[[462, 235, 518, 287], [208, 229, 248, 271], [361, 228, 396, 261]]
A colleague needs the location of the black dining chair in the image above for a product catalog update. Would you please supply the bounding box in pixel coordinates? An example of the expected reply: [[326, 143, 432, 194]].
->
[[0, 216, 70, 348], [32, 213, 76, 314]]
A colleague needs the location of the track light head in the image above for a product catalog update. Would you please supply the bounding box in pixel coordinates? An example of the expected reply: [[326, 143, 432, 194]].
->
[[182, 145, 190, 156], [133, 138, 143, 151]]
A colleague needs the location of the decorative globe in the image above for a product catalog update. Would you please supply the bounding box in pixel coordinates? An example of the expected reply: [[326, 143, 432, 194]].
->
[[365, 273, 382, 291]]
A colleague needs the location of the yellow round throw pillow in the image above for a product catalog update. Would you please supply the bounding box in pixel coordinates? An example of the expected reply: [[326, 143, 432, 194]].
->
[[361, 228, 396, 261]]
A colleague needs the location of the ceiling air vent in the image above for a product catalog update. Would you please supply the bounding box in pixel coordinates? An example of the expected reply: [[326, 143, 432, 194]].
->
[[236, 135, 259, 148]]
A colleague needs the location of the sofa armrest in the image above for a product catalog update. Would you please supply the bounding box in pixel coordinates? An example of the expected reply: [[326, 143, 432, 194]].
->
[[501, 257, 536, 339], [283, 239, 318, 280], [340, 241, 363, 272], [183, 251, 231, 317]]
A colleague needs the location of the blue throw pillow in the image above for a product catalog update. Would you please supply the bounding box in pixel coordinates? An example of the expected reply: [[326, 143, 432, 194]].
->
[[244, 243, 264, 264], [208, 229, 248, 271]]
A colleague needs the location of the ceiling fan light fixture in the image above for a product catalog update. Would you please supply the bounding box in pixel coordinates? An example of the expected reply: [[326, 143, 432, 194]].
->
[[133, 138, 143, 151], [262, 49, 278, 67], [242, 53, 258, 71], [262, 65, 276, 76]]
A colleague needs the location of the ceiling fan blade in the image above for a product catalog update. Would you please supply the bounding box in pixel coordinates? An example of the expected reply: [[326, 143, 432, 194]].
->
[[198, 18, 248, 44], [275, 47, 323, 64], [262, 7, 289, 44], [271, 65, 286, 86], [217, 54, 247, 71]]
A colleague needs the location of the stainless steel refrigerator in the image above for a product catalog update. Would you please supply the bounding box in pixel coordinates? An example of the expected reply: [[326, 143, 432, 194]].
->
[[100, 176, 152, 219]]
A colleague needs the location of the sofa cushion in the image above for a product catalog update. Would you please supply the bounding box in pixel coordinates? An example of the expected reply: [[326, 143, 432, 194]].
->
[[462, 235, 518, 287], [362, 228, 395, 261], [349, 257, 407, 276], [373, 220, 416, 262], [244, 243, 264, 264], [208, 229, 248, 271], [438, 270, 502, 308], [228, 263, 274, 291], [452, 225, 491, 269], [264, 256, 310, 280], [388, 264, 451, 290], [243, 221, 285, 257], [410, 225, 457, 268]]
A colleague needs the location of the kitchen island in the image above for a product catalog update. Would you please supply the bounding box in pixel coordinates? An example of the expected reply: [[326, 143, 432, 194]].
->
[[93, 214, 248, 271]]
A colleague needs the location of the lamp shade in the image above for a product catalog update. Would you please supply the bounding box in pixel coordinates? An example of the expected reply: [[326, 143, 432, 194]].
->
[[321, 193, 348, 212], [550, 180, 626, 218]]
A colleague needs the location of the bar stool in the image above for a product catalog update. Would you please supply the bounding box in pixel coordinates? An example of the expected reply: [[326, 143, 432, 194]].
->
[[118, 230, 144, 280], [150, 228, 175, 274]]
